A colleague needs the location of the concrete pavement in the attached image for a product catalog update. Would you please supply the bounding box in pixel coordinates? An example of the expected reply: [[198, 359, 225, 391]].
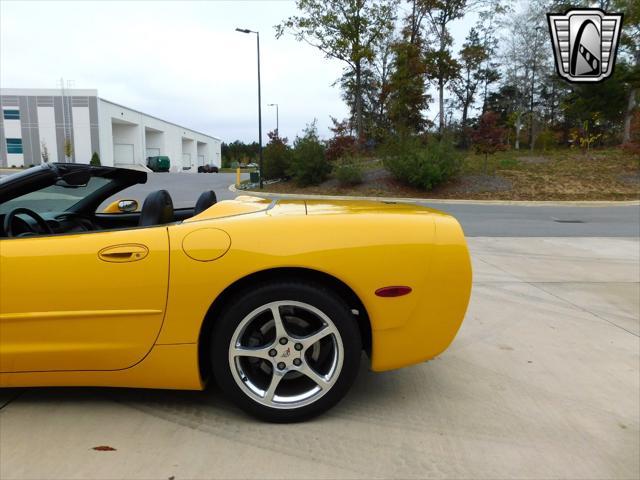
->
[[1, 236, 638, 479]]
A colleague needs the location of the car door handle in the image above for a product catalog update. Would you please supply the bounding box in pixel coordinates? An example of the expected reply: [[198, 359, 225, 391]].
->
[[98, 244, 149, 263]]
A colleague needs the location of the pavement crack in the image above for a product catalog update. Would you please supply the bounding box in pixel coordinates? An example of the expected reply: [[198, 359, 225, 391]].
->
[[476, 255, 639, 338], [532, 283, 639, 338]]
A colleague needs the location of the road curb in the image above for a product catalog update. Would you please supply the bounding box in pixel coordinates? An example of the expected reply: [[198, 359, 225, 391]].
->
[[228, 184, 639, 207]]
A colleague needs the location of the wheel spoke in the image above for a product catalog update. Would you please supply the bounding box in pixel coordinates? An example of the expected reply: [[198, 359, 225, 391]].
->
[[263, 370, 285, 402], [270, 305, 288, 339], [299, 324, 336, 350], [231, 345, 274, 361], [299, 364, 330, 388]]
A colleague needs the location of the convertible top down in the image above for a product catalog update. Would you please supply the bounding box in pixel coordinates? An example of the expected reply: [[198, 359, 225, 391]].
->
[[0, 163, 472, 421]]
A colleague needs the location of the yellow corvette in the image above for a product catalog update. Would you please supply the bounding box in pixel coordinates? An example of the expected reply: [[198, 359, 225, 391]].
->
[[0, 163, 471, 422]]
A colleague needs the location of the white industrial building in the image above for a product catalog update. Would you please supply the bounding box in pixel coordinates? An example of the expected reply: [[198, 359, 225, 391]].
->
[[0, 88, 221, 172]]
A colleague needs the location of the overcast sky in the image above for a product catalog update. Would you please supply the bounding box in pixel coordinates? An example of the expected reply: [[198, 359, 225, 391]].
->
[[0, 0, 477, 143]]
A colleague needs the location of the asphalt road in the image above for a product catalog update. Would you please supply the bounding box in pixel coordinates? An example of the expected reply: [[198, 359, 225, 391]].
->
[[103, 172, 248, 209], [417, 202, 640, 237]]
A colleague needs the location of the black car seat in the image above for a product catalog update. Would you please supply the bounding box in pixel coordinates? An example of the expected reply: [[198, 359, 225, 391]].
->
[[194, 190, 217, 215], [139, 190, 174, 226]]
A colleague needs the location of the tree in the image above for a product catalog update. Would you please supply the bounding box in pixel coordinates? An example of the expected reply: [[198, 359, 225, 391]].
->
[[63, 138, 73, 161], [90, 152, 101, 166], [262, 130, 292, 180], [422, 0, 467, 132], [277, 0, 398, 140], [326, 117, 358, 161], [222, 140, 259, 167], [613, 0, 640, 144], [449, 28, 488, 146], [337, 27, 396, 140], [471, 111, 507, 173], [288, 121, 331, 186], [563, 67, 629, 144], [387, 15, 430, 134], [475, 2, 507, 111], [500, 1, 551, 149]]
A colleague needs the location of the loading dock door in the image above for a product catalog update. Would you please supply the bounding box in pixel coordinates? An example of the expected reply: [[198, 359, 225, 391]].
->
[[114, 144, 134, 165], [182, 153, 191, 170], [146, 148, 160, 158]]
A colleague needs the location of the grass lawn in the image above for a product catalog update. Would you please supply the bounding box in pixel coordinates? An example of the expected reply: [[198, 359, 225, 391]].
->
[[251, 148, 639, 201]]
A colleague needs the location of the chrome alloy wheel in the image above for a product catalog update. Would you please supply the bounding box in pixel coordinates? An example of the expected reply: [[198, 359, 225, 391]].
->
[[228, 300, 344, 409]]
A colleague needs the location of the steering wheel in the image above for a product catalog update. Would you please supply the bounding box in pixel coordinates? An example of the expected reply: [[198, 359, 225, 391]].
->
[[3, 208, 53, 237]]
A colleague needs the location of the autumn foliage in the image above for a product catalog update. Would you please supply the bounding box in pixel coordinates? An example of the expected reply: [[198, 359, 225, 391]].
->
[[471, 111, 507, 172]]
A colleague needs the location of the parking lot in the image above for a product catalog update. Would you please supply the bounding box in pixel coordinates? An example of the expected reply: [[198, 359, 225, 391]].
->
[[101, 171, 248, 209], [1, 230, 638, 479]]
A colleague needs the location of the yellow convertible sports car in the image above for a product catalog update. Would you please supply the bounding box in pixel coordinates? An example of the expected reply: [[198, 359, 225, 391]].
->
[[0, 163, 471, 422]]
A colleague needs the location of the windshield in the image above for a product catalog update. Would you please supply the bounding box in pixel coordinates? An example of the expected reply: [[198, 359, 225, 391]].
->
[[0, 176, 112, 215]]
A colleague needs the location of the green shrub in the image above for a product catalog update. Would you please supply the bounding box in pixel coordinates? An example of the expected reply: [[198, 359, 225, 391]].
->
[[288, 122, 331, 186], [90, 152, 101, 166], [382, 136, 462, 190], [335, 160, 363, 186], [499, 157, 519, 169], [536, 129, 560, 151], [262, 131, 292, 180]]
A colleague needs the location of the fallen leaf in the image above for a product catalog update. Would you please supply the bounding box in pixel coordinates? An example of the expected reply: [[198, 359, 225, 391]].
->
[[92, 445, 117, 451]]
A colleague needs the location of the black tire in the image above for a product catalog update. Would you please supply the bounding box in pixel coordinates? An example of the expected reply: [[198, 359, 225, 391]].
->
[[210, 281, 362, 422]]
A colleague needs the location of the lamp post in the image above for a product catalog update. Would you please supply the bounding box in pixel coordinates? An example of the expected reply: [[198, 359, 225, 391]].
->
[[236, 27, 263, 188], [267, 103, 279, 136]]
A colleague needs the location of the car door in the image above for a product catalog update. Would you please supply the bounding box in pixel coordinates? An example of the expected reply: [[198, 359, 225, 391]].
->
[[0, 226, 169, 373]]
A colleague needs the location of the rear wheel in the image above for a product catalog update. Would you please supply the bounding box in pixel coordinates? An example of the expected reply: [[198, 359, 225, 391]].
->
[[210, 282, 361, 422]]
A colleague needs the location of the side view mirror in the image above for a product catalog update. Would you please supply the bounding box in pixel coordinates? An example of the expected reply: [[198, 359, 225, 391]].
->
[[101, 199, 139, 214]]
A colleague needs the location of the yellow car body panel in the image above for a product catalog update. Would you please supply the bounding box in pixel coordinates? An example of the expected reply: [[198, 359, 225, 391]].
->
[[0, 196, 471, 389], [0, 227, 169, 373]]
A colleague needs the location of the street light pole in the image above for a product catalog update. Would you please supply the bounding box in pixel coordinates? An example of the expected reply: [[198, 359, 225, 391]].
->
[[236, 28, 263, 188], [268, 103, 279, 135]]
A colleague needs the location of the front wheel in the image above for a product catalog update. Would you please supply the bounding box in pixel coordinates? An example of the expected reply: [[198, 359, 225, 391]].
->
[[210, 282, 362, 422]]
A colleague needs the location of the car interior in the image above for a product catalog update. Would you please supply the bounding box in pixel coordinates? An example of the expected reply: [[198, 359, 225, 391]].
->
[[0, 163, 218, 238]]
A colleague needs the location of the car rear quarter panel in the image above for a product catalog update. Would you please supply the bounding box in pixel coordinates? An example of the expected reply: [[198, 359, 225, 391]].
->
[[160, 210, 434, 342], [159, 207, 471, 372]]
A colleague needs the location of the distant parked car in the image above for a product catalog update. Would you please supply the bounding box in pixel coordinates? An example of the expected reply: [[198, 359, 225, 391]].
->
[[246, 163, 259, 169], [197, 165, 219, 173], [147, 156, 170, 172]]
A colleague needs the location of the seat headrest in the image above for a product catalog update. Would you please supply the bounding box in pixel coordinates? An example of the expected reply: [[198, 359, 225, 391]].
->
[[139, 190, 174, 226], [194, 190, 217, 215]]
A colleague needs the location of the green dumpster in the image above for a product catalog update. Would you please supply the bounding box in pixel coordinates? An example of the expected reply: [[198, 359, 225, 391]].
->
[[147, 156, 171, 172], [250, 171, 260, 183]]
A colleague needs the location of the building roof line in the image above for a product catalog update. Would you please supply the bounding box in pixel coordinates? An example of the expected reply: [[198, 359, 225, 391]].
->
[[99, 97, 221, 142]]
